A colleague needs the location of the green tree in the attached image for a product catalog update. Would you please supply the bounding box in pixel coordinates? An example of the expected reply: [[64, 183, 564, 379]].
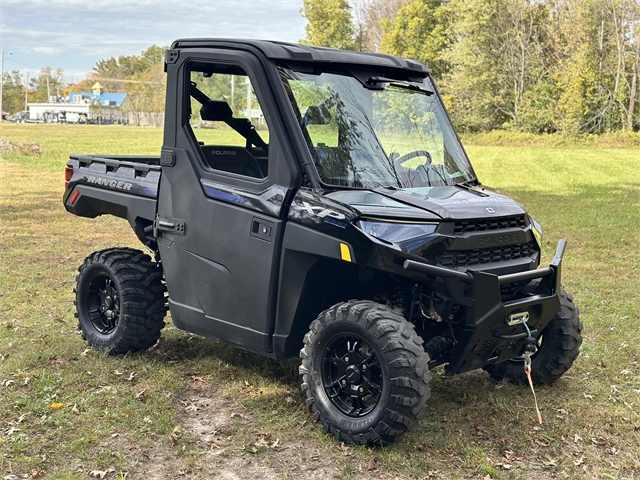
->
[[300, 0, 357, 50], [443, 0, 554, 132], [126, 62, 166, 126], [550, 0, 639, 133], [380, 0, 452, 78], [2, 70, 26, 114], [28, 67, 65, 103], [91, 45, 165, 92], [352, 0, 411, 52]]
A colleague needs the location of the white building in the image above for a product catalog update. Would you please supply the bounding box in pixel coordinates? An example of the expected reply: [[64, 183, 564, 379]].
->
[[27, 83, 129, 124]]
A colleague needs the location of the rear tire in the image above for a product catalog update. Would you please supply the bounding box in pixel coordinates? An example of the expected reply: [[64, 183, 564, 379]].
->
[[299, 300, 431, 446], [75, 248, 167, 354], [483, 288, 582, 385]]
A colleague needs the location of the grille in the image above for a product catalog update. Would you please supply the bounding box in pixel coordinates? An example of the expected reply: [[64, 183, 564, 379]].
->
[[437, 242, 537, 268], [453, 215, 527, 234], [500, 281, 527, 299]]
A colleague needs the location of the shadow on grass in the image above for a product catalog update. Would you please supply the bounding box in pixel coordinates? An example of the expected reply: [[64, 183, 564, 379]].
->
[[150, 332, 301, 387]]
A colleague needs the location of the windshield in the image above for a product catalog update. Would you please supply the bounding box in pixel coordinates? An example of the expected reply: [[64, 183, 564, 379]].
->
[[279, 67, 476, 189]]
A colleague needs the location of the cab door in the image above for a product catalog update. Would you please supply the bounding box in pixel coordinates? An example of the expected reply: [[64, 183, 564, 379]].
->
[[157, 49, 295, 355]]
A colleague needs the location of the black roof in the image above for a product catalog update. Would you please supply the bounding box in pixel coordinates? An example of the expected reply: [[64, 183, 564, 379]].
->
[[170, 38, 430, 74]]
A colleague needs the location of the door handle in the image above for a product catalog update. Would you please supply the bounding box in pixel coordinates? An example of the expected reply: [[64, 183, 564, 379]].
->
[[154, 216, 186, 236], [251, 218, 273, 241]]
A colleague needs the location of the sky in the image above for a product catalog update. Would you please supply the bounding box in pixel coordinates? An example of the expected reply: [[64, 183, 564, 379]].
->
[[0, 0, 307, 85]]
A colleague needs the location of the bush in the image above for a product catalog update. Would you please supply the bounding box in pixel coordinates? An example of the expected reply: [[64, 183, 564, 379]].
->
[[460, 130, 640, 148]]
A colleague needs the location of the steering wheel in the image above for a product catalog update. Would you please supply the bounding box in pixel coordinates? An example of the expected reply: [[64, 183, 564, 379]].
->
[[393, 150, 432, 169]]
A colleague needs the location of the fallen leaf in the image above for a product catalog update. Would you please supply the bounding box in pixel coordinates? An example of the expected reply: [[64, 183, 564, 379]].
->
[[611, 385, 620, 394], [23, 377, 30, 385], [367, 454, 377, 470], [230, 412, 245, 419], [338, 442, 351, 456], [81, 347, 92, 356], [583, 393, 594, 400], [113, 370, 123, 376], [171, 425, 181, 445], [241, 385, 256, 397], [126, 372, 137, 382], [90, 468, 115, 478], [53, 317, 65, 323], [135, 389, 149, 403], [2, 379, 15, 387], [49, 402, 63, 410], [574, 457, 584, 466], [72, 404, 80, 415], [535, 439, 549, 447]]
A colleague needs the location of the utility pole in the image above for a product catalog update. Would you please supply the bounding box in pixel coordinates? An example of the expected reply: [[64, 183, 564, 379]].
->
[[0, 50, 13, 122], [24, 72, 29, 112]]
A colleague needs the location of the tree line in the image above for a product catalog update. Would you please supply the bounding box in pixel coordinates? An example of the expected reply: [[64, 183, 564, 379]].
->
[[2, 46, 166, 125], [301, 0, 640, 134], [3, 0, 637, 134]]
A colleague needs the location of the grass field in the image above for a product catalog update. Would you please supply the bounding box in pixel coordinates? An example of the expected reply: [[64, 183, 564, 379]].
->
[[1, 123, 639, 479]]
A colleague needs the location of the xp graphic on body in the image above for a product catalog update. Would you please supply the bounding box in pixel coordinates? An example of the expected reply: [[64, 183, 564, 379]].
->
[[63, 39, 582, 446]]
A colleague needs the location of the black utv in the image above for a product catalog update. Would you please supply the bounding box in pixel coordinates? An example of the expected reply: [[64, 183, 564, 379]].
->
[[63, 39, 582, 446]]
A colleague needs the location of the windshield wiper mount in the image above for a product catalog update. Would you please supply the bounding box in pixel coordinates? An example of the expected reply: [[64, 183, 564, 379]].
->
[[366, 76, 433, 95]]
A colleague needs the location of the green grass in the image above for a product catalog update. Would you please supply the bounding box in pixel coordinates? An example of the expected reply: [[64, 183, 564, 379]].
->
[[1, 123, 639, 479]]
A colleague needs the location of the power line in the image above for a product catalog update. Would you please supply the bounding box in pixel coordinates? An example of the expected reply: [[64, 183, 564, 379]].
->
[[92, 77, 163, 86]]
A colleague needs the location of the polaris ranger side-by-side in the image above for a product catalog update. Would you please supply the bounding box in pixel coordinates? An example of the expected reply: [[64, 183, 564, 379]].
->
[[63, 39, 582, 446]]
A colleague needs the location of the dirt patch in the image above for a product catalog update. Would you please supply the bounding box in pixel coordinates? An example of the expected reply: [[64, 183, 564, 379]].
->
[[127, 378, 376, 479]]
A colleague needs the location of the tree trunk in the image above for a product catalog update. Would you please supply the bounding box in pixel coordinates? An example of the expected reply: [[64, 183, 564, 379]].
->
[[627, 44, 638, 131]]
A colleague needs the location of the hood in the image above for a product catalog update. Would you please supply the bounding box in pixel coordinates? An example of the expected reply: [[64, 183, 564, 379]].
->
[[325, 185, 526, 220]]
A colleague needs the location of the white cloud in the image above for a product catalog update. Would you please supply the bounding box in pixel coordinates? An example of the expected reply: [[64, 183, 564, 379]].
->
[[1, 0, 306, 78], [32, 46, 61, 55]]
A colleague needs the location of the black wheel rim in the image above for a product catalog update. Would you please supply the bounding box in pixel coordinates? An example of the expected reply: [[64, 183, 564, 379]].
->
[[321, 333, 383, 418], [86, 272, 120, 335]]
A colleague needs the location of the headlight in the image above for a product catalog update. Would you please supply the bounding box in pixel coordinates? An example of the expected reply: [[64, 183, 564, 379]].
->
[[529, 215, 543, 248], [358, 220, 438, 244]]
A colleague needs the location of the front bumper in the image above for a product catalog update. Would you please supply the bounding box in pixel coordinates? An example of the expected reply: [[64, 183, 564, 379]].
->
[[403, 240, 566, 375]]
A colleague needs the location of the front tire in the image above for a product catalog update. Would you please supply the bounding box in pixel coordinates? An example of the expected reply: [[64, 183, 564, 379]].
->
[[75, 248, 167, 354], [299, 301, 431, 446], [483, 288, 582, 385]]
